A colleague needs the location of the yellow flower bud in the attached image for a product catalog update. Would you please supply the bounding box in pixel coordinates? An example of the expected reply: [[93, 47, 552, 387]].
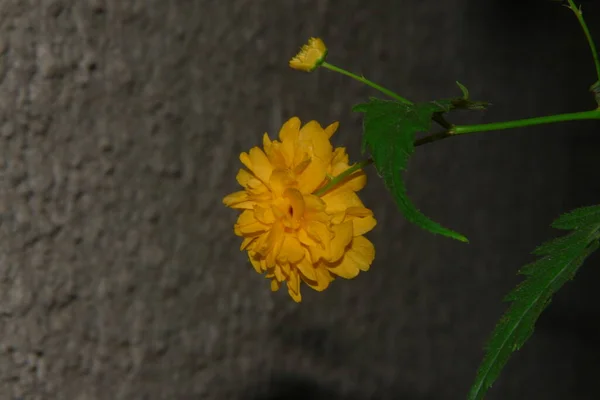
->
[[289, 37, 328, 72]]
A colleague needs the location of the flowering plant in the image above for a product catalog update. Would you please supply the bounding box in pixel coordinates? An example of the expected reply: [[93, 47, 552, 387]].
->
[[224, 1, 599, 398]]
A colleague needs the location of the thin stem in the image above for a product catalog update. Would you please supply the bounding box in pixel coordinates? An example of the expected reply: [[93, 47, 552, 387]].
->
[[451, 109, 600, 135], [412, 109, 600, 147], [314, 159, 373, 197], [414, 131, 452, 147], [567, 0, 600, 85], [321, 62, 412, 105], [321, 62, 452, 127]]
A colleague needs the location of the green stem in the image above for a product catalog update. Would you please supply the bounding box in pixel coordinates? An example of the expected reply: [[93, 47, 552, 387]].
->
[[321, 62, 452, 127], [314, 159, 373, 197], [414, 131, 452, 147], [321, 62, 412, 105], [451, 109, 600, 135], [567, 0, 600, 85]]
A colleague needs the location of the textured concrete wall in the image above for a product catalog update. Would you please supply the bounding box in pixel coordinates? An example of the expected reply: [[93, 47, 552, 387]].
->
[[1, 0, 599, 399]]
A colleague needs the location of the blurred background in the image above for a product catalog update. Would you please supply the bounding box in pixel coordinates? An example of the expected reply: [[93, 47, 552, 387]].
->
[[1, 0, 599, 399]]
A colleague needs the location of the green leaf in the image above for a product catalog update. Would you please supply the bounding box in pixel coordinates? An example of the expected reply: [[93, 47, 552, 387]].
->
[[590, 80, 600, 107], [552, 204, 600, 230], [456, 81, 470, 99], [468, 205, 600, 400], [353, 98, 468, 242], [450, 81, 490, 111]]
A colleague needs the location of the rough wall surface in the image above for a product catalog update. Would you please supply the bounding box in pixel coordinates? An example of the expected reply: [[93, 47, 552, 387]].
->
[[1, 0, 599, 399]]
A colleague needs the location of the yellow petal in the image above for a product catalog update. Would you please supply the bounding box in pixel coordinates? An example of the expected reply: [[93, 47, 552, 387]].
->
[[298, 228, 318, 247], [324, 121, 339, 139], [271, 279, 281, 292], [223, 191, 255, 209], [248, 147, 273, 184], [327, 255, 360, 279], [303, 265, 333, 291], [306, 221, 332, 247], [248, 251, 264, 274], [278, 235, 305, 264], [295, 250, 316, 281], [240, 237, 256, 251], [326, 220, 353, 262], [304, 194, 326, 212], [330, 147, 348, 166], [240, 152, 252, 171], [273, 264, 286, 281], [351, 215, 377, 236], [262, 132, 272, 149], [293, 157, 311, 175], [269, 169, 295, 197], [330, 211, 345, 225], [347, 235, 375, 272], [296, 159, 327, 194], [279, 117, 301, 143], [321, 190, 364, 214], [287, 269, 302, 302], [345, 207, 377, 236], [235, 169, 252, 188], [265, 222, 285, 267], [299, 121, 332, 162], [235, 210, 269, 236], [254, 205, 276, 225], [264, 138, 288, 169]]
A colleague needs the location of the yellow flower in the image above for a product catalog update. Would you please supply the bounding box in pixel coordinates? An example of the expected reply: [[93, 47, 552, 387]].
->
[[223, 117, 376, 302], [289, 37, 328, 72]]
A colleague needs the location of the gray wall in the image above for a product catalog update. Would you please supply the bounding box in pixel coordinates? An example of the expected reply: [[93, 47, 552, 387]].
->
[[1, 0, 599, 399]]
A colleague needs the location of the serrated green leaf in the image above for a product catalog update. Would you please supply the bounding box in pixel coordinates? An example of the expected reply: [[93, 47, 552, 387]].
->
[[353, 98, 468, 242], [590, 80, 600, 106], [468, 205, 600, 400], [552, 204, 600, 230], [531, 227, 594, 256]]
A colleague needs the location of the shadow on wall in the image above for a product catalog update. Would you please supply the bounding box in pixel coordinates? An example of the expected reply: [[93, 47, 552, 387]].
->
[[241, 374, 434, 400], [241, 375, 357, 400]]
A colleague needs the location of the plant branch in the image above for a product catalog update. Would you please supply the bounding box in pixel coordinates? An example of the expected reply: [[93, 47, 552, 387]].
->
[[314, 159, 373, 196], [413, 109, 600, 147], [566, 0, 600, 87]]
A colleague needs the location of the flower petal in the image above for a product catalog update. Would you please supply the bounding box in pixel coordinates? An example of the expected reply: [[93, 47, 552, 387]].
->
[[298, 228, 318, 247], [347, 235, 375, 272], [235, 210, 269, 236], [296, 159, 327, 194], [223, 191, 255, 210], [271, 279, 281, 292], [306, 221, 333, 248], [303, 265, 333, 291], [248, 147, 273, 184], [278, 235, 305, 264], [299, 121, 332, 162], [321, 190, 364, 214], [345, 207, 377, 236], [248, 251, 265, 273], [324, 121, 339, 139], [235, 169, 253, 188], [240, 237, 256, 251], [264, 222, 285, 267], [279, 117, 301, 143], [287, 269, 302, 302], [296, 249, 316, 281], [326, 220, 353, 262], [254, 205, 276, 225], [327, 255, 360, 279]]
